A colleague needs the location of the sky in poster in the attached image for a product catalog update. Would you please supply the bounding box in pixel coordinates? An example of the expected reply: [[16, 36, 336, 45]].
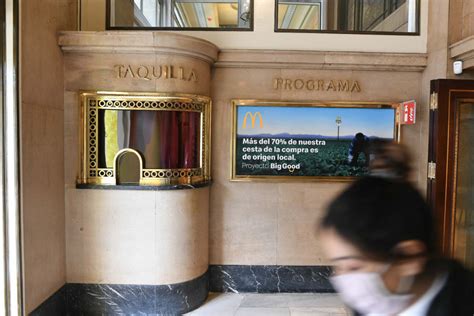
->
[[237, 106, 396, 139]]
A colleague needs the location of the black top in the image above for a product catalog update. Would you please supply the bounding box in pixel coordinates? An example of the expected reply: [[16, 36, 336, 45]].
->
[[427, 260, 474, 316], [352, 259, 474, 316]]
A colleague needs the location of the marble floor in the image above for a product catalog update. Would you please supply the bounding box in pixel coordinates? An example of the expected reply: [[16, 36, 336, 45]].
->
[[185, 293, 350, 316]]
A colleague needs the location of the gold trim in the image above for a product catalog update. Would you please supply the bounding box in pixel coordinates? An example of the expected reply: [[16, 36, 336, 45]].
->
[[78, 91, 211, 186], [441, 89, 474, 255], [444, 90, 473, 255], [449, 94, 474, 257], [230, 99, 401, 182]]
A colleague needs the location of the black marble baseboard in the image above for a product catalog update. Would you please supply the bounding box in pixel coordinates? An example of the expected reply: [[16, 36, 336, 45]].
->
[[30, 286, 67, 316], [31, 266, 332, 315], [30, 272, 208, 316], [209, 265, 334, 293]]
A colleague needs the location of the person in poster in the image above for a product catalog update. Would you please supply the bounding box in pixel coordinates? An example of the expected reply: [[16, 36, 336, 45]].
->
[[347, 132, 371, 166]]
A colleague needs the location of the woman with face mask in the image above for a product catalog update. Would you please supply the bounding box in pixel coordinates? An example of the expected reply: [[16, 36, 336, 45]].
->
[[319, 144, 474, 316]]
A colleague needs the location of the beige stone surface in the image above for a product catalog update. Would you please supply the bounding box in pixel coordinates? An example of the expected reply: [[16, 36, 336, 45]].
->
[[463, 5, 474, 39], [216, 50, 427, 72], [63, 52, 211, 95], [62, 32, 215, 286], [210, 182, 279, 264], [14, 0, 463, 312], [61, 30, 432, 297], [276, 183, 347, 265], [418, 0, 450, 191], [59, 31, 219, 63], [155, 188, 210, 282], [63, 52, 155, 92], [211, 68, 282, 103], [66, 187, 210, 284], [447, 1, 474, 76], [22, 0, 77, 313], [23, 124, 66, 310], [80, 0, 106, 31], [449, 36, 474, 72], [278, 69, 357, 102], [210, 63, 425, 265], [426, 0, 449, 51], [449, 0, 464, 45], [22, 0, 77, 108], [66, 189, 157, 284]]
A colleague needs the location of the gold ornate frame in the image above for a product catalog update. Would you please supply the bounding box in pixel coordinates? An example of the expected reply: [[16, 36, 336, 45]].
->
[[230, 100, 401, 182], [79, 92, 211, 186]]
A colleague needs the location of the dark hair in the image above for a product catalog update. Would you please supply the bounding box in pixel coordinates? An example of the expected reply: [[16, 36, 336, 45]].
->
[[369, 140, 412, 180], [321, 177, 436, 260]]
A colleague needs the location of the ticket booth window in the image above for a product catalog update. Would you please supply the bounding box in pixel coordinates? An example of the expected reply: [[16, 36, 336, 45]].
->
[[79, 92, 211, 187]]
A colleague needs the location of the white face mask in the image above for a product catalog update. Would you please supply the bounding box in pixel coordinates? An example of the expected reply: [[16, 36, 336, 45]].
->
[[330, 268, 414, 315]]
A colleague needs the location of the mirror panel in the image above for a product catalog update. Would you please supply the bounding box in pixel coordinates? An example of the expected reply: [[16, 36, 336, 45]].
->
[[276, 0, 419, 34], [108, 0, 252, 30]]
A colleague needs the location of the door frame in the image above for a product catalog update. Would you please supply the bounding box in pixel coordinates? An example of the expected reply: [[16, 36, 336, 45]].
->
[[1, 0, 23, 314], [429, 79, 474, 257]]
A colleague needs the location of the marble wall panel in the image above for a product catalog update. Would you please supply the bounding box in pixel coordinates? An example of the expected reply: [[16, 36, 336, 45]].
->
[[22, 0, 76, 108], [66, 189, 158, 284], [30, 273, 209, 315], [64, 52, 211, 95], [209, 265, 333, 293], [22, 1, 77, 313], [23, 136, 66, 313], [420, 0, 450, 193], [64, 52, 156, 92], [61, 33, 429, 302], [211, 68, 283, 102], [276, 183, 347, 266], [62, 33, 216, 290], [210, 182, 279, 265], [154, 188, 210, 284], [210, 65, 425, 266], [66, 187, 210, 285], [277, 69, 357, 102]]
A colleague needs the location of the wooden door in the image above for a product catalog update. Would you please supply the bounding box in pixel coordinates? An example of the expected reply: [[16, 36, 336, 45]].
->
[[429, 79, 474, 268]]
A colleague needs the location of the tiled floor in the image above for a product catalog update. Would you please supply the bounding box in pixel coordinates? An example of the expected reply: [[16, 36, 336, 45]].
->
[[185, 293, 350, 316]]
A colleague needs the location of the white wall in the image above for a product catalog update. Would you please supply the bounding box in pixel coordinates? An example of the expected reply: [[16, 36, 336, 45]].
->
[[81, 0, 429, 53]]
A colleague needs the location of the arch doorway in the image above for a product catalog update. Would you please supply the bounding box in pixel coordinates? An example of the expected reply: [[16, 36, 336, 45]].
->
[[114, 149, 143, 185]]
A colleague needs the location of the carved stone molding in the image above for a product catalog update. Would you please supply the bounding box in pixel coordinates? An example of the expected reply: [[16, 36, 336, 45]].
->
[[59, 31, 219, 64], [59, 32, 428, 72], [216, 50, 428, 72], [450, 35, 474, 70]]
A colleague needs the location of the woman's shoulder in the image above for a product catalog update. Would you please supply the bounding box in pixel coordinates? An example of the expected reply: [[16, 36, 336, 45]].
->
[[428, 259, 474, 316]]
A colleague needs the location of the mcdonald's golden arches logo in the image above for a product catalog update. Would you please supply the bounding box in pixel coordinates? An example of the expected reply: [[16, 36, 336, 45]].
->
[[242, 112, 264, 129]]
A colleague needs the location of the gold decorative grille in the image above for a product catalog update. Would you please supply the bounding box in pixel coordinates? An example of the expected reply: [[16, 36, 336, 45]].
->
[[95, 99, 204, 111], [79, 92, 211, 186]]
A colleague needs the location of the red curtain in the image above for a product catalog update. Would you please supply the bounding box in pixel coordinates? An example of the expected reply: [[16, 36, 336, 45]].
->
[[127, 110, 200, 169]]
